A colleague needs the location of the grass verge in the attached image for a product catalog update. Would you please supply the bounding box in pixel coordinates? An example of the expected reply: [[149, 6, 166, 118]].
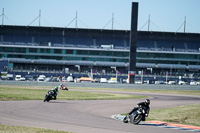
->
[[70, 87, 200, 96], [0, 85, 147, 101], [0, 124, 71, 133], [148, 104, 200, 127]]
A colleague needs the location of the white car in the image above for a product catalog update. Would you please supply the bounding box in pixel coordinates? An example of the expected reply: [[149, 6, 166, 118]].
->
[[178, 81, 186, 85], [190, 81, 200, 85], [15, 75, 21, 81], [168, 81, 176, 85], [67, 76, 74, 82], [100, 78, 108, 83], [135, 81, 142, 84], [155, 81, 165, 84], [19, 77, 26, 81], [37, 75, 46, 82]]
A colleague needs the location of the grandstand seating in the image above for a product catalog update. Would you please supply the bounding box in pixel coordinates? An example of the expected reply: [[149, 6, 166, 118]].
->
[[0, 26, 199, 51]]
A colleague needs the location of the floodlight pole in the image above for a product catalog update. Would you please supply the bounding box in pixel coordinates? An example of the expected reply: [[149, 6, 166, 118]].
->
[[27, 9, 41, 26], [75, 11, 78, 29], [148, 14, 150, 31], [184, 16, 186, 33], [39, 10, 41, 27], [1, 8, 4, 26], [112, 13, 114, 30]]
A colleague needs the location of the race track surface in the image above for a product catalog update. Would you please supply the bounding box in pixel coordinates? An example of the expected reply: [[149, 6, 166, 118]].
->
[[0, 89, 200, 133]]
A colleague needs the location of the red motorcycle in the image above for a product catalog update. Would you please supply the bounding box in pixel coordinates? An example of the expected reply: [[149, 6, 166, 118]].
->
[[59, 84, 68, 90]]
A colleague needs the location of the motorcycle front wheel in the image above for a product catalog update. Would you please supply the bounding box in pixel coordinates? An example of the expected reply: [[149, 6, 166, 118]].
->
[[123, 115, 129, 123], [131, 114, 143, 124], [44, 95, 47, 102], [44, 95, 50, 102]]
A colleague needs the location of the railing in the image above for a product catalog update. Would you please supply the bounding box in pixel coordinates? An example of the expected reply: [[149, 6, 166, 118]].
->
[[1, 42, 199, 53], [10, 69, 199, 78]]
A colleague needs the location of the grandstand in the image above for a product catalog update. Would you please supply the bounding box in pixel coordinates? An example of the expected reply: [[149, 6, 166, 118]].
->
[[0, 25, 200, 79]]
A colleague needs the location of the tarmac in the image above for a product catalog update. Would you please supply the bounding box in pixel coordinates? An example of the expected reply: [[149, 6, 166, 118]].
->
[[0, 81, 200, 133]]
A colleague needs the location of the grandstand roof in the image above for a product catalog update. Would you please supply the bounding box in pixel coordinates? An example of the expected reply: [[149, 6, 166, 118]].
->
[[1, 25, 200, 51]]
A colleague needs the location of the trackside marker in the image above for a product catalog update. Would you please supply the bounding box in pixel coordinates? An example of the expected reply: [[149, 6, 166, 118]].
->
[[111, 114, 200, 132], [146, 121, 200, 131]]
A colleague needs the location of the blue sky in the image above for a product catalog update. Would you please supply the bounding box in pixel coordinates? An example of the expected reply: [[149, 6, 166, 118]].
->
[[0, 0, 200, 33]]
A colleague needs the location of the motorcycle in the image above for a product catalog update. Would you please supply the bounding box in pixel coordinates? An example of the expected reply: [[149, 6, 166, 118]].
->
[[59, 84, 68, 90], [43, 90, 54, 102], [123, 107, 148, 124]]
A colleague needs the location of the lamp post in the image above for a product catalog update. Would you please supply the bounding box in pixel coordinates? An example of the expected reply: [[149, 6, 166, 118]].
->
[[75, 65, 80, 73], [141, 70, 143, 84], [166, 71, 168, 85]]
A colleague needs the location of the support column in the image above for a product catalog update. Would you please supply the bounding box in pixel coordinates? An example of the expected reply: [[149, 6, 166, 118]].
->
[[128, 2, 138, 84]]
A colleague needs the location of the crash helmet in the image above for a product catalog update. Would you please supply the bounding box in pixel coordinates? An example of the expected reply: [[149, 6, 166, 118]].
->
[[54, 87, 58, 91], [145, 99, 150, 106]]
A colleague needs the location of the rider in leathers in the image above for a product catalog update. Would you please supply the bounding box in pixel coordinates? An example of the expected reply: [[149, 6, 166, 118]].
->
[[51, 87, 59, 100], [125, 99, 150, 121]]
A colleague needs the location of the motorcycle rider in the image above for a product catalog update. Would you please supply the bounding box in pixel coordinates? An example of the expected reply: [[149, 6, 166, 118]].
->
[[125, 99, 150, 121], [59, 84, 64, 89], [51, 87, 59, 100], [59, 84, 67, 90]]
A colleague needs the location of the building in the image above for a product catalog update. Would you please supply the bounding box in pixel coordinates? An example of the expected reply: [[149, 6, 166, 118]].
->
[[0, 25, 200, 79]]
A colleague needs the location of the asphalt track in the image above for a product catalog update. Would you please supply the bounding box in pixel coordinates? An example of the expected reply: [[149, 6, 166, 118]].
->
[[0, 82, 200, 133]]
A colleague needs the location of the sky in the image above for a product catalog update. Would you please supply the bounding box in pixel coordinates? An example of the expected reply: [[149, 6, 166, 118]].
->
[[0, 0, 200, 33]]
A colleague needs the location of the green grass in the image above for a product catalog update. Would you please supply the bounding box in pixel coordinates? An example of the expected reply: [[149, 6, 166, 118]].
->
[[58, 91, 146, 100], [0, 87, 45, 100], [131, 89, 200, 96], [70, 87, 200, 96], [148, 104, 200, 127], [122, 104, 200, 127], [0, 124, 71, 133], [0, 85, 147, 101]]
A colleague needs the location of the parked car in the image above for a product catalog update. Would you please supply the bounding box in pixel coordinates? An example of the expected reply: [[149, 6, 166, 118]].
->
[[178, 80, 187, 85], [67, 76, 74, 82], [77, 77, 94, 83], [135, 80, 143, 84], [15, 75, 21, 81], [100, 78, 108, 83], [168, 80, 176, 85], [108, 77, 118, 83], [155, 80, 165, 84], [190, 81, 200, 85], [121, 78, 128, 83], [15, 75, 26, 81], [94, 78, 100, 83], [19, 77, 26, 81], [6, 74, 13, 80], [37, 75, 46, 82]]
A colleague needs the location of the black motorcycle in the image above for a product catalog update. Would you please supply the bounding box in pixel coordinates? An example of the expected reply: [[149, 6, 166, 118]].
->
[[123, 107, 148, 124], [43, 90, 54, 102]]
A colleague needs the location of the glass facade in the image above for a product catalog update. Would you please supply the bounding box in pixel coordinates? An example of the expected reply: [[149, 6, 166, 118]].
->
[[137, 52, 200, 65], [0, 46, 199, 66], [0, 46, 130, 63], [0, 45, 200, 76]]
